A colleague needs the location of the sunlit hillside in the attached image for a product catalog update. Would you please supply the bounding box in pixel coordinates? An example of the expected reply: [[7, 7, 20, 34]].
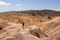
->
[[0, 10, 60, 40]]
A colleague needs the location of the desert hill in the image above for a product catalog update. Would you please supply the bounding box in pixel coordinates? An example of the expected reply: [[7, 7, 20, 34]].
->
[[0, 10, 60, 40], [0, 10, 60, 26]]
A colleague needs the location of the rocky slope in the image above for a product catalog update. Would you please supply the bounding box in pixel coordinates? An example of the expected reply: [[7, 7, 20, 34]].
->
[[0, 10, 60, 40]]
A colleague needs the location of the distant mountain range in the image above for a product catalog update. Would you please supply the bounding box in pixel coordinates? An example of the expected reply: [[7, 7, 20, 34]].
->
[[1, 10, 60, 17]]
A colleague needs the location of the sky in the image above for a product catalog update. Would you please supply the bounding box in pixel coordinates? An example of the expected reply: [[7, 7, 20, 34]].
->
[[0, 0, 60, 12]]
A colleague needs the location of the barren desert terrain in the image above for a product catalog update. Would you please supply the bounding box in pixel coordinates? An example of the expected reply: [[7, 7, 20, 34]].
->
[[0, 10, 60, 40]]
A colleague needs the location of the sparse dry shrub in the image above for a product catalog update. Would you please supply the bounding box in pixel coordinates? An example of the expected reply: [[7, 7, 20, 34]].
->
[[30, 29, 40, 38], [0, 27, 3, 30], [6, 38, 15, 40], [47, 16, 52, 19]]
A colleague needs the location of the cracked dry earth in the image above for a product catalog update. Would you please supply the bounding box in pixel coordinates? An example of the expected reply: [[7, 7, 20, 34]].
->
[[0, 17, 60, 40]]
